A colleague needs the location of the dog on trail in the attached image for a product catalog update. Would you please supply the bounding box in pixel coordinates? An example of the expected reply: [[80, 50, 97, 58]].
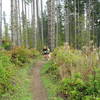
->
[[44, 53, 51, 60]]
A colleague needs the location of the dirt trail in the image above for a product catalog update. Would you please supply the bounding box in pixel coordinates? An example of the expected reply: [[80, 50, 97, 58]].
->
[[32, 60, 48, 100]]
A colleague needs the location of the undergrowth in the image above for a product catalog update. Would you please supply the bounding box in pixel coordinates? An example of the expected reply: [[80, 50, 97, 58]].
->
[[1, 63, 33, 100], [0, 45, 40, 100], [41, 44, 100, 100], [41, 61, 63, 100]]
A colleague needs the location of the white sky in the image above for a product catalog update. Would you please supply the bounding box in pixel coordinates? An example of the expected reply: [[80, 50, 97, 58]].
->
[[2, 0, 100, 24], [2, 0, 47, 24], [2, 0, 11, 23]]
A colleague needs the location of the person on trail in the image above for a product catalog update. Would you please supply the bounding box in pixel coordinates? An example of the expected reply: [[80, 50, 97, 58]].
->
[[42, 46, 50, 55], [42, 46, 50, 60]]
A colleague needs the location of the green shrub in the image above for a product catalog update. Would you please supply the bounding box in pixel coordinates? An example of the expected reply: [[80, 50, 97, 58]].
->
[[44, 45, 100, 99], [52, 45, 99, 78], [2, 40, 12, 50], [42, 61, 60, 80], [0, 47, 39, 99], [10, 47, 40, 66], [10, 47, 32, 66], [59, 72, 100, 100], [30, 48, 40, 57], [0, 51, 15, 97]]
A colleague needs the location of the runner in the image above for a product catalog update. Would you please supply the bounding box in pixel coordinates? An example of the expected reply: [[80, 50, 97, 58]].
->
[[42, 46, 50, 60]]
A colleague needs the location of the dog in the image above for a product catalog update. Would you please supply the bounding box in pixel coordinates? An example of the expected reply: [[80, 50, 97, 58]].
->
[[44, 53, 51, 60]]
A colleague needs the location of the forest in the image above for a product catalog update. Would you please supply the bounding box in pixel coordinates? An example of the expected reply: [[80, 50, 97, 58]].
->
[[0, 0, 100, 100]]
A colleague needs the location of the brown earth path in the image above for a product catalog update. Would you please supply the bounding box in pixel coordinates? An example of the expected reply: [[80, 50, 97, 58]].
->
[[31, 60, 48, 100]]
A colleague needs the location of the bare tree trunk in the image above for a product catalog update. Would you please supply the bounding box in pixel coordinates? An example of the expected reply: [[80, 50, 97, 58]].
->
[[47, 0, 56, 51], [77, 0, 80, 48], [22, 0, 25, 46], [88, 0, 91, 43], [24, 2, 29, 48], [74, 0, 77, 48], [36, 0, 40, 49], [32, 0, 37, 48], [0, 0, 2, 45], [11, 0, 14, 44], [3, 11, 9, 40], [11, 0, 17, 46], [55, 0, 59, 47], [91, 0, 95, 45], [18, 0, 22, 46], [64, 0, 70, 44], [41, 0, 44, 47], [15, 0, 19, 46]]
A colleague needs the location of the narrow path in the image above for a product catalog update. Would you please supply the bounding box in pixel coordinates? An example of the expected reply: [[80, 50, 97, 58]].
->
[[32, 60, 48, 100]]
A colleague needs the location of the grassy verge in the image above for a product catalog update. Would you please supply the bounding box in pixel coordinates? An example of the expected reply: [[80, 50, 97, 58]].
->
[[41, 61, 63, 100], [1, 57, 40, 100]]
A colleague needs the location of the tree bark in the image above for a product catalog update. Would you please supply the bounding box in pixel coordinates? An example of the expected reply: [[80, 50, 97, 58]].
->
[[47, 0, 56, 51], [32, 0, 37, 48], [41, 0, 44, 47], [0, 0, 2, 45], [64, 0, 70, 44]]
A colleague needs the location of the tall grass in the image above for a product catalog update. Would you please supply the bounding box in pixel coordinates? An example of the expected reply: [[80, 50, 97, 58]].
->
[[41, 44, 100, 99]]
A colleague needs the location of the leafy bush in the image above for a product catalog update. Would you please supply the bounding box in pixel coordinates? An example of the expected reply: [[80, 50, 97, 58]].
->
[[30, 48, 40, 57], [10, 47, 32, 66], [41, 61, 63, 100], [2, 39, 12, 50], [9, 47, 40, 66], [0, 47, 40, 99], [52, 45, 99, 79], [42, 45, 100, 99], [59, 73, 100, 100], [0, 51, 15, 97], [41, 61, 60, 81]]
